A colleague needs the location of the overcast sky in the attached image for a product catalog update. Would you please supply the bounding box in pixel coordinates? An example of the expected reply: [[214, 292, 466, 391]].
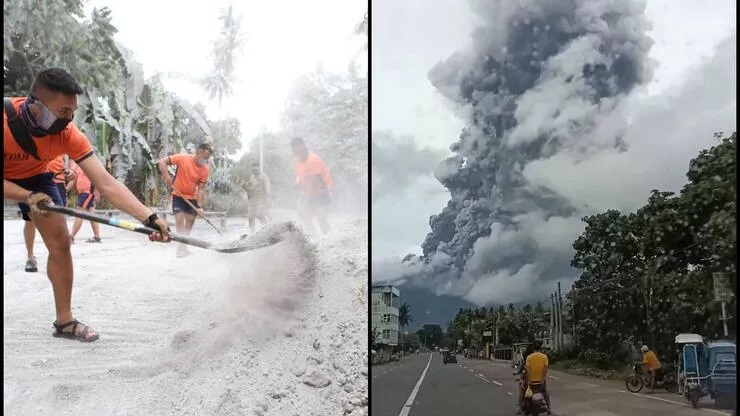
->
[[371, 0, 736, 304], [86, 0, 365, 157]]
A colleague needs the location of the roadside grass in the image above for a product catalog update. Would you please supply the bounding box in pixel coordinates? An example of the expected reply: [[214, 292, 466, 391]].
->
[[550, 359, 633, 381]]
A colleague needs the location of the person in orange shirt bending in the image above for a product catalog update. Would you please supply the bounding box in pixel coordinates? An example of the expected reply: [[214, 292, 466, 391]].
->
[[22, 154, 75, 273], [291, 137, 333, 235], [157, 142, 212, 257], [67, 160, 102, 243], [3, 68, 170, 342]]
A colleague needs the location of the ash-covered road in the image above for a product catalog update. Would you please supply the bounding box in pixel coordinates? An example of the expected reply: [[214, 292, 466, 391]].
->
[[4, 210, 368, 416]]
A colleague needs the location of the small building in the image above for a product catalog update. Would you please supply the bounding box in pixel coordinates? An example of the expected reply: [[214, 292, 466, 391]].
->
[[371, 285, 400, 346]]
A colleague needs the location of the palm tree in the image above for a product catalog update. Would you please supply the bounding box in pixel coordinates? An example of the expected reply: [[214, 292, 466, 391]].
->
[[201, 4, 244, 106], [399, 302, 413, 352], [399, 302, 413, 328]]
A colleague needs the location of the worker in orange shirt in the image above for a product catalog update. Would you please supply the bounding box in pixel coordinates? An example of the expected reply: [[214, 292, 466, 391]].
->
[[291, 137, 333, 235], [21, 154, 75, 273], [157, 142, 212, 257], [4, 68, 170, 342], [67, 160, 102, 243]]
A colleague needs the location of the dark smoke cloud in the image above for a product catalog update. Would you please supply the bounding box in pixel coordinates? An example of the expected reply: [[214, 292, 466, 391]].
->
[[371, 130, 448, 202], [399, 0, 658, 304]]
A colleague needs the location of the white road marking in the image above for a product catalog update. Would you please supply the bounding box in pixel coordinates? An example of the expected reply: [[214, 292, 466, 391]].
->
[[490, 379, 503, 386], [507, 392, 513, 396], [548, 375, 560, 380], [616, 390, 732, 415], [583, 382, 599, 388], [398, 353, 433, 416], [702, 410, 734, 416], [476, 374, 490, 383]]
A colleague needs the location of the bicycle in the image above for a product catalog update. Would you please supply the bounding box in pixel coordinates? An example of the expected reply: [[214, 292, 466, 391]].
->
[[625, 362, 677, 393]]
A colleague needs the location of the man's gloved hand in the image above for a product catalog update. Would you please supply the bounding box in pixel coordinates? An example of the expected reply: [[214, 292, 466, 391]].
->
[[27, 192, 54, 217], [143, 213, 170, 242]]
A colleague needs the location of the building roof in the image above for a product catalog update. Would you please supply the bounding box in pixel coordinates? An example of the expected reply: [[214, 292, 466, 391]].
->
[[371, 285, 400, 295]]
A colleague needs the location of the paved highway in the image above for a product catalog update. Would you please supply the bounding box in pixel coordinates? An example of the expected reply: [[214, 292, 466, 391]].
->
[[371, 352, 735, 416]]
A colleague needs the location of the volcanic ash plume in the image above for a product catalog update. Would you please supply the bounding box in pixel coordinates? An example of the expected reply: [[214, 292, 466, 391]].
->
[[409, 0, 656, 304]]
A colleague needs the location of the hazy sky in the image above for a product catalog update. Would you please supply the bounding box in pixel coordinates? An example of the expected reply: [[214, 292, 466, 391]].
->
[[371, 0, 736, 304], [86, 0, 365, 157]]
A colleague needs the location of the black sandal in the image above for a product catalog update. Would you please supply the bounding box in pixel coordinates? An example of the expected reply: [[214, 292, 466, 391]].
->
[[53, 319, 100, 342]]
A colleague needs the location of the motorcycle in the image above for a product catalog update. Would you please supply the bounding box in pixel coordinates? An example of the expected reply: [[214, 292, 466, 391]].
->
[[514, 370, 548, 415]]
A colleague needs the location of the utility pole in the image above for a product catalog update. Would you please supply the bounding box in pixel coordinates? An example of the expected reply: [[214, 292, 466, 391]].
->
[[645, 263, 655, 348], [494, 311, 500, 346], [572, 291, 577, 347], [558, 282, 564, 349], [714, 273, 732, 337], [550, 293, 557, 352]]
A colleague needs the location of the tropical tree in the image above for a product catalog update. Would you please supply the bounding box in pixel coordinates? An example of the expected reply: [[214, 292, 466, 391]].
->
[[397, 302, 413, 351], [567, 132, 736, 361], [234, 16, 368, 213], [446, 302, 551, 357], [399, 302, 413, 329], [201, 4, 244, 106], [4, 1, 243, 209]]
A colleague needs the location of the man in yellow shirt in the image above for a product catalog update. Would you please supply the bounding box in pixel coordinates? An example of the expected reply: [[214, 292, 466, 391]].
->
[[525, 342, 551, 414], [641, 345, 662, 393]]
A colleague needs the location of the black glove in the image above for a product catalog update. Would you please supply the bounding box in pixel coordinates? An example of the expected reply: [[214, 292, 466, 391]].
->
[[143, 213, 170, 240]]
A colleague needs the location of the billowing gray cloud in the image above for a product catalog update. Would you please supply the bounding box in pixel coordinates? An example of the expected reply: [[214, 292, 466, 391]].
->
[[384, 0, 736, 306], [371, 130, 448, 202]]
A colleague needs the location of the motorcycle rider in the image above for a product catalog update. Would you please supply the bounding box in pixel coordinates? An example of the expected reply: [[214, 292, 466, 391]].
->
[[519, 342, 551, 415], [516, 344, 535, 414], [641, 345, 662, 394]]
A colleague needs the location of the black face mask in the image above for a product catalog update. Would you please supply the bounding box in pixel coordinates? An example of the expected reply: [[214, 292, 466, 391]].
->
[[44, 117, 73, 135], [19, 96, 73, 137]]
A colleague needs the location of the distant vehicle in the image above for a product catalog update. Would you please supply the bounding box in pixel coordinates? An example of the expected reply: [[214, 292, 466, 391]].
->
[[443, 350, 457, 364]]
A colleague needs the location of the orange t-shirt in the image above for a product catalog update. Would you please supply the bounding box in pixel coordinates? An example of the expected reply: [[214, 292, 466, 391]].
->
[[643, 351, 662, 370], [72, 163, 93, 194], [4, 97, 93, 180], [46, 155, 68, 184], [169, 153, 209, 200], [294, 151, 333, 195]]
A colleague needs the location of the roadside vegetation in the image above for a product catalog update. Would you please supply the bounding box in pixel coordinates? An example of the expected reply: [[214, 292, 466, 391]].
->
[[442, 133, 736, 379], [5, 1, 367, 214]]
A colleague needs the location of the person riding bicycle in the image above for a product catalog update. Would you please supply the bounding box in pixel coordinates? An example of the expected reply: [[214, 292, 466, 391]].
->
[[641, 345, 662, 394]]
